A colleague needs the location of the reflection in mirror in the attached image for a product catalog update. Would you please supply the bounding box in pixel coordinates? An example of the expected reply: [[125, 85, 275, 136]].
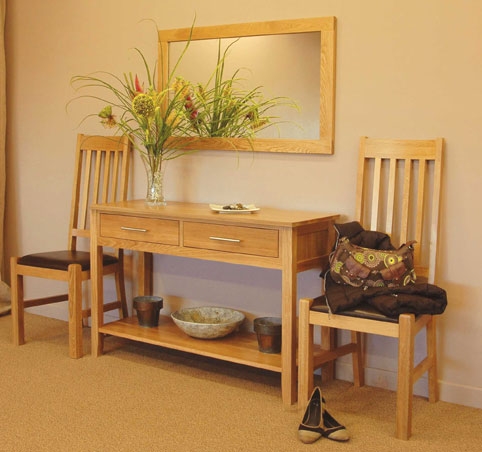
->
[[159, 17, 336, 154], [170, 33, 320, 140]]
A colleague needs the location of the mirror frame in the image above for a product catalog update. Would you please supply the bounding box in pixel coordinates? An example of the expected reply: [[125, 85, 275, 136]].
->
[[159, 17, 336, 154]]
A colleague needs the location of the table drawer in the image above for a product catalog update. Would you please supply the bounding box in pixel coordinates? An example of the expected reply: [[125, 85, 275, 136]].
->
[[100, 214, 179, 246], [183, 222, 278, 257]]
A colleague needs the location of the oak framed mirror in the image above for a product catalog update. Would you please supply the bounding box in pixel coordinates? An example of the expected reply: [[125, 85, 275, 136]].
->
[[159, 17, 336, 154]]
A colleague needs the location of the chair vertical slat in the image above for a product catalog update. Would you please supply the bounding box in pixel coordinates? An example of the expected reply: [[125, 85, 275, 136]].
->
[[399, 159, 412, 244], [101, 150, 112, 204], [385, 158, 397, 235], [79, 150, 93, 232], [428, 139, 443, 283], [111, 151, 120, 202], [92, 150, 103, 208], [68, 135, 86, 249], [413, 159, 427, 268], [369, 157, 382, 230], [355, 138, 368, 222], [120, 146, 130, 201]]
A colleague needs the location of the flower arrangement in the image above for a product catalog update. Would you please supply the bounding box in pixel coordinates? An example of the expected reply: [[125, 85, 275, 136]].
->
[[71, 42, 196, 204], [70, 30, 294, 205]]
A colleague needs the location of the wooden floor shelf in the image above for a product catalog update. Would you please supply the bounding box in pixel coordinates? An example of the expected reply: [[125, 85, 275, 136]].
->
[[100, 315, 282, 372]]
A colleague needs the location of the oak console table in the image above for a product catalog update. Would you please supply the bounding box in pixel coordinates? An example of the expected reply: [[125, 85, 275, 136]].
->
[[90, 200, 338, 406]]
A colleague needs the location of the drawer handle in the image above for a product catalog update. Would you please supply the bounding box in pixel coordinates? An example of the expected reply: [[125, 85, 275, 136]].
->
[[120, 226, 148, 233], [209, 236, 241, 243]]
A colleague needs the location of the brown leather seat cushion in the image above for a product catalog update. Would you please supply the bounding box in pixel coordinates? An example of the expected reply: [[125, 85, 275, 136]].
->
[[311, 295, 399, 324], [18, 250, 118, 272]]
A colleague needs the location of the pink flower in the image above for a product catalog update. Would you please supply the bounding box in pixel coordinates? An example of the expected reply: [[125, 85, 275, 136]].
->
[[183, 94, 198, 120], [135, 75, 143, 94]]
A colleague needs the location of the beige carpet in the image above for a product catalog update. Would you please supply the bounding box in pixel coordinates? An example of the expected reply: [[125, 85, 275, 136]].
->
[[1, 313, 481, 452]]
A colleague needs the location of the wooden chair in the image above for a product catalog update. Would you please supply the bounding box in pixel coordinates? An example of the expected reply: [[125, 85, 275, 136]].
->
[[298, 137, 444, 440], [11, 134, 131, 358]]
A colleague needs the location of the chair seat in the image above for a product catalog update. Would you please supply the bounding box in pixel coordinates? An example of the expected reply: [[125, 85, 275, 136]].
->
[[18, 250, 118, 272], [311, 295, 399, 323]]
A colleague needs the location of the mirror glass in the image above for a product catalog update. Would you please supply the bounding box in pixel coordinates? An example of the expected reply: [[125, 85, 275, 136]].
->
[[159, 17, 336, 154], [169, 33, 320, 140]]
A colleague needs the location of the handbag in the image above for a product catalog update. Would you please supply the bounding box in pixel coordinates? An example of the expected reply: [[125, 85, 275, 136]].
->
[[329, 236, 417, 288]]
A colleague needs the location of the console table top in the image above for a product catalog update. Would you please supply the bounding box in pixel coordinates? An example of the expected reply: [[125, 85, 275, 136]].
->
[[92, 199, 338, 227]]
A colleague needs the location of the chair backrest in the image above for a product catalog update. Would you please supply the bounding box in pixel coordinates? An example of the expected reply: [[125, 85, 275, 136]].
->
[[355, 137, 443, 283], [68, 134, 131, 250]]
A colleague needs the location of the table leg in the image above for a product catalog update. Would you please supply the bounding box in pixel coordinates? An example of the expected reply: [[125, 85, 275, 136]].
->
[[90, 214, 104, 357], [137, 252, 153, 296], [281, 229, 297, 406]]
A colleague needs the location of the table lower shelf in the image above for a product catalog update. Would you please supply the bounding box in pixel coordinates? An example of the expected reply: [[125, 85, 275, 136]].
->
[[99, 315, 282, 372]]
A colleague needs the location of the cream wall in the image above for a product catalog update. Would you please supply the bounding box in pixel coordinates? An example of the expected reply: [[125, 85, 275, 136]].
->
[[5, 0, 482, 408]]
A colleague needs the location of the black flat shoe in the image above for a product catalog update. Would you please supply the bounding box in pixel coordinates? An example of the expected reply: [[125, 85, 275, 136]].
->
[[298, 387, 323, 444], [321, 396, 350, 442]]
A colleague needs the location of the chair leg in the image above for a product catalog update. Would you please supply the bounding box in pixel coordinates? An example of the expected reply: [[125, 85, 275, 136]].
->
[[10, 257, 25, 346], [352, 331, 365, 387], [320, 326, 336, 382], [298, 297, 315, 409], [396, 313, 415, 440], [426, 316, 439, 403], [68, 264, 83, 359]]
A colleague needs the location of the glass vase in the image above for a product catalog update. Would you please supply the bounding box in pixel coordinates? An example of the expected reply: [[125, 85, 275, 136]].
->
[[144, 156, 167, 206]]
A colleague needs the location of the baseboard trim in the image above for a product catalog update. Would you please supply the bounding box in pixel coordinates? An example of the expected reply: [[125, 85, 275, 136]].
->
[[27, 304, 121, 323], [27, 303, 69, 321], [335, 361, 482, 409]]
